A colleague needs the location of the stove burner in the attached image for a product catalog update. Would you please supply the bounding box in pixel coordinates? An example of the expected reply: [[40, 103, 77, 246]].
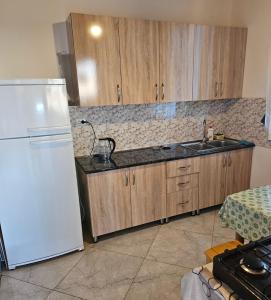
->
[[240, 254, 268, 276]]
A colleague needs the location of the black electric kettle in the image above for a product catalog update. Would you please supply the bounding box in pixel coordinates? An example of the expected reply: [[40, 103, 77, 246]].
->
[[93, 137, 116, 161]]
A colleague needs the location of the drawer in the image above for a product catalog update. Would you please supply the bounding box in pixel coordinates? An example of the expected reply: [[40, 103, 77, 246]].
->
[[167, 174, 199, 193], [166, 157, 200, 177], [167, 188, 198, 217]]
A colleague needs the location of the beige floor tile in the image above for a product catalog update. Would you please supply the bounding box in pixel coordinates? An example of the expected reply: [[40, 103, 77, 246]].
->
[[125, 259, 189, 300], [4, 250, 83, 289], [95, 226, 160, 258], [56, 248, 143, 300], [0, 276, 50, 300], [46, 291, 81, 299], [166, 210, 215, 235], [147, 226, 212, 268]]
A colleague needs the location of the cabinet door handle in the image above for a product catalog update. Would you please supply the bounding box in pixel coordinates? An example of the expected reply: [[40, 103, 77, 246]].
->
[[155, 83, 158, 101], [178, 200, 189, 205], [132, 173, 136, 185], [125, 174, 129, 186], [178, 181, 190, 185], [220, 82, 223, 97], [179, 165, 191, 169], [215, 81, 218, 97], [117, 84, 121, 103], [228, 154, 232, 167], [161, 83, 165, 100]]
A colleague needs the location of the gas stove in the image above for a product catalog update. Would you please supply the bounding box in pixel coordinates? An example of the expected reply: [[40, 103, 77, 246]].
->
[[213, 236, 271, 300]]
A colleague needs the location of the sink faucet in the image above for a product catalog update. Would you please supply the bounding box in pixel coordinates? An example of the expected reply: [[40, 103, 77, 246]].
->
[[202, 119, 208, 144]]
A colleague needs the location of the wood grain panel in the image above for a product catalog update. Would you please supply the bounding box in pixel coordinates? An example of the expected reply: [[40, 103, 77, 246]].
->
[[220, 27, 247, 99], [119, 18, 159, 104], [167, 188, 198, 217], [130, 164, 166, 226], [70, 13, 122, 106], [167, 174, 199, 193], [166, 157, 200, 177], [193, 25, 224, 100], [199, 152, 227, 209], [225, 149, 253, 196], [87, 169, 132, 237], [159, 22, 194, 101]]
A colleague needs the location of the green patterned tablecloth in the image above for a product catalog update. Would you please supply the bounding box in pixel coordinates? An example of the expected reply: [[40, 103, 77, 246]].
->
[[219, 186, 271, 241]]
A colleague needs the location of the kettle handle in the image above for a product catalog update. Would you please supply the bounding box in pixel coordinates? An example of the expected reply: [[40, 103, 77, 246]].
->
[[107, 138, 116, 154]]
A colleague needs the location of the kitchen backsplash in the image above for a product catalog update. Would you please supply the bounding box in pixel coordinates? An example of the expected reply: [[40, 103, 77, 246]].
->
[[69, 97, 268, 157]]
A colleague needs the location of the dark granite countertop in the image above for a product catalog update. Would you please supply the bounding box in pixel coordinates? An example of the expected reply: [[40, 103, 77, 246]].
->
[[76, 139, 255, 174]]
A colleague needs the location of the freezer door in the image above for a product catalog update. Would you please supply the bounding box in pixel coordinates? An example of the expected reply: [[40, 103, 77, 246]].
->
[[0, 84, 71, 139], [0, 135, 83, 268]]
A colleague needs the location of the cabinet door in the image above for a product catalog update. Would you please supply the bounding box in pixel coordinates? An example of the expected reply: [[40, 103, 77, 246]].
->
[[159, 23, 194, 101], [220, 27, 247, 99], [193, 25, 223, 100], [119, 18, 159, 104], [225, 149, 253, 196], [130, 164, 166, 226], [87, 169, 131, 236], [70, 13, 122, 106], [199, 152, 227, 209]]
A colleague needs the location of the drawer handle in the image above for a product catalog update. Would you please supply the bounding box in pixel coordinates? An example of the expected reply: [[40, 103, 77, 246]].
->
[[178, 201, 189, 205], [178, 165, 191, 169], [178, 181, 190, 185]]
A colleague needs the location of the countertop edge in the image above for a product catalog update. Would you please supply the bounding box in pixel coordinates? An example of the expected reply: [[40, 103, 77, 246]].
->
[[75, 141, 255, 175]]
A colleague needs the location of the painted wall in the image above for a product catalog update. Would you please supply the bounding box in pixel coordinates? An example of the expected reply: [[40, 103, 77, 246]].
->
[[230, 0, 271, 98], [0, 0, 234, 79]]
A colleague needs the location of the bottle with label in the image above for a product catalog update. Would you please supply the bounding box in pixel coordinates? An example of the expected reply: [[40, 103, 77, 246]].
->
[[207, 126, 214, 141]]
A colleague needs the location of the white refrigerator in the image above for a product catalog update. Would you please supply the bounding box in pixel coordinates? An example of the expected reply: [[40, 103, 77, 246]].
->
[[0, 79, 84, 270]]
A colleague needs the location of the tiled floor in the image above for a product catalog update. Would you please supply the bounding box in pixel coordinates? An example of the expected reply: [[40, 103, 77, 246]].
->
[[0, 207, 235, 300]]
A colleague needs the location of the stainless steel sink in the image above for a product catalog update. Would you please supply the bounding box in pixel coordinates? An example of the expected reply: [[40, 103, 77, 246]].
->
[[181, 142, 216, 153], [181, 139, 240, 153], [208, 140, 239, 147]]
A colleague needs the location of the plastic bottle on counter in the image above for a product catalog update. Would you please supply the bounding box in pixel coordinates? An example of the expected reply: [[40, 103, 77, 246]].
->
[[207, 126, 214, 141]]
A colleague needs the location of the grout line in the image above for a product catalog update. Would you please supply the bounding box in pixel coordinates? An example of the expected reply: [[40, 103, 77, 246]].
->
[[123, 225, 162, 300], [2, 274, 86, 300]]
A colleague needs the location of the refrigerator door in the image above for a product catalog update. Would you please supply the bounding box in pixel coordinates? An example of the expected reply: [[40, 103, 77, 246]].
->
[[0, 82, 71, 139], [0, 134, 83, 269]]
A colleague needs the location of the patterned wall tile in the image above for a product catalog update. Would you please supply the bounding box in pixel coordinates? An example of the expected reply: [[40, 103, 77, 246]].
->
[[70, 97, 269, 157]]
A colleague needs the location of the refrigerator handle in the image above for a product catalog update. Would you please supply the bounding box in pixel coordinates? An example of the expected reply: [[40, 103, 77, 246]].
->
[[29, 138, 73, 146], [27, 126, 71, 135]]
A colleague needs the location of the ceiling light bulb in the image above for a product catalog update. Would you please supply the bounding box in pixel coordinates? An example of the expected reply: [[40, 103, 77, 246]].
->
[[89, 25, 103, 38]]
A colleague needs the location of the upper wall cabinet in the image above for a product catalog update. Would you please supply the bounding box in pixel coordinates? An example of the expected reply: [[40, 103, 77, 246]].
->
[[193, 25, 247, 100], [119, 18, 160, 104], [68, 13, 122, 106], [159, 23, 194, 101], [64, 13, 247, 106]]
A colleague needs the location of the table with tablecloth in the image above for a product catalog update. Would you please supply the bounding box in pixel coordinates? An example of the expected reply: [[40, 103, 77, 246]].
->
[[219, 185, 271, 241]]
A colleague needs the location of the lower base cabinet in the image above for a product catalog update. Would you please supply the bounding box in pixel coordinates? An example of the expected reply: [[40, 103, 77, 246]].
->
[[78, 163, 166, 239], [199, 148, 253, 209], [130, 164, 166, 226], [85, 169, 132, 237], [77, 148, 253, 239]]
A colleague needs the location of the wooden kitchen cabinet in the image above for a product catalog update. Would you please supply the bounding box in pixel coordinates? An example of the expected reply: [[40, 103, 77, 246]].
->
[[130, 164, 166, 226], [225, 148, 253, 196], [68, 13, 122, 106], [119, 18, 160, 104], [159, 23, 194, 101], [193, 25, 247, 100], [199, 152, 227, 209], [86, 169, 132, 237], [166, 157, 200, 217], [199, 148, 253, 210], [220, 27, 247, 99], [79, 163, 166, 239]]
